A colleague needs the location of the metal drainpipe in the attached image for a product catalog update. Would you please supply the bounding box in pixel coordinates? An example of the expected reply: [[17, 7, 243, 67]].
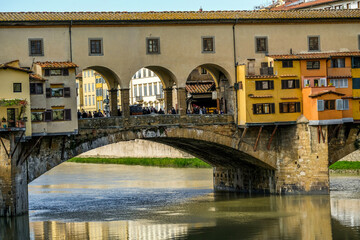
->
[[69, 20, 73, 62], [233, 19, 239, 126]]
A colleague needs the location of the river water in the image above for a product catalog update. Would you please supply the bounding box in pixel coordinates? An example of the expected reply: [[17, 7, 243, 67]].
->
[[1, 162, 360, 239]]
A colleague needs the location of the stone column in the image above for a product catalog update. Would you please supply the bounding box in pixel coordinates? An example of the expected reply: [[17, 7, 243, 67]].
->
[[177, 87, 187, 115], [108, 88, 119, 117], [163, 88, 173, 114], [216, 87, 221, 112], [120, 88, 130, 118], [0, 134, 28, 217]]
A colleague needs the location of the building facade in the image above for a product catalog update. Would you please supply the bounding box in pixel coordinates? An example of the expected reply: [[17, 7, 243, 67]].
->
[[269, 0, 360, 10]]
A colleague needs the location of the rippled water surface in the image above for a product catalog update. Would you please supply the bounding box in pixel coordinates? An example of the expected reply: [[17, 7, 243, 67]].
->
[[1, 163, 360, 239]]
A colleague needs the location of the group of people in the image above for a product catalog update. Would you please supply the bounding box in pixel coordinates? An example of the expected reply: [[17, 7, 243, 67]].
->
[[78, 109, 108, 119], [141, 106, 166, 115]]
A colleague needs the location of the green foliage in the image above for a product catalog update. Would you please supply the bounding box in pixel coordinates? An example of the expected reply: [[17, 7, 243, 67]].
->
[[67, 157, 211, 168], [329, 161, 360, 170]]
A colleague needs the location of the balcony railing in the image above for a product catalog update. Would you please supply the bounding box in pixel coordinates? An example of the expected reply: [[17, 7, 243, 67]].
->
[[327, 67, 351, 77], [135, 96, 143, 102]]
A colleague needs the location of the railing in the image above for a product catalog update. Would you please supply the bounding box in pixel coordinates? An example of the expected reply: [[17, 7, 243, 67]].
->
[[260, 67, 274, 76], [327, 67, 351, 77]]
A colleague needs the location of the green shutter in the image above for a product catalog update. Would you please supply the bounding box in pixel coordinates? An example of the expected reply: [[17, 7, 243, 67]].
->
[[353, 78, 360, 89]]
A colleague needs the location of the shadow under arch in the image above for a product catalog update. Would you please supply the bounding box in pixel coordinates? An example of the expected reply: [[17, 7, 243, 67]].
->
[[197, 63, 233, 87], [86, 65, 121, 89], [144, 65, 178, 89]]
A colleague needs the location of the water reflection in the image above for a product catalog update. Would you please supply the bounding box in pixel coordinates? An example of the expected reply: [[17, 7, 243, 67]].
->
[[0, 164, 359, 239]]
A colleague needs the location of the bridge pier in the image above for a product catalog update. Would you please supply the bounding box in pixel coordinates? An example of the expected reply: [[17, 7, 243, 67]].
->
[[163, 87, 173, 114], [0, 134, 28, 217], [109, 88, 119, 117], [120, 88, 130, 118], [177, 87, 187, 115]]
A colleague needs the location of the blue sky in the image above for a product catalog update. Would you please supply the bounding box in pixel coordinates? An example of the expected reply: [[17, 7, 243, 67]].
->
[[0, 0, 271, 12]]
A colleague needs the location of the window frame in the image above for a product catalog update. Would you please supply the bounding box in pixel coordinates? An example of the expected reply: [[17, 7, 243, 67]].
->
[[146, 37, 160, 54], [28, 38, 44, 56], [30, 83, 44, 95], [252, 103, 275, 115], [13, 83, 22, 93], [306, 61, 320, 70], [31, 111, 44, 122], [88, 38, 104, 56], [308, 36, 320, 52], [282, 60, 293, 68], [201, 36, 215, 53], [255, 36, 268, 53], [281, 79, 300, 89], [279, 102, 301, 113], [255, 80, 274, 90]]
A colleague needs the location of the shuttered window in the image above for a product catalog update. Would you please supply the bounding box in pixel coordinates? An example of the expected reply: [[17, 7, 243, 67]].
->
[[255, 80, 274, 90], [353, 78, 360, 89], [252, 103, 275, 114], [281, 79, 300, 89], [317, 100, 324, 111], [65, 109, 71, 121], [336, 99, 344, 110], [279, 102, 301, 113], [64, 87, 71, 97], [44, 110, 52, 121]]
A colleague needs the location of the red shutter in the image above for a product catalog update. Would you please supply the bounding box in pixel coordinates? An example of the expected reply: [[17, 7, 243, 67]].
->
[[44, 110, 52, 121], [64, 87, 71, 97], [64, 109, 71, 121], [46, 88, 52, 98]]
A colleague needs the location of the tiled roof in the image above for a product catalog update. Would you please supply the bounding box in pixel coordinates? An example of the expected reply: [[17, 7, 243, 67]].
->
[[327, 75, 352, 79], [186, 83, 215, 94], [281, 97, 299, 100], [309, 90, 345, 98], [0, 63, 32, 73], [0, 10, 360, 23], [246, 75, 278, 79], [280, 74, 298, 78], [272, 0, 343, 10], [35, 61, 78, 69], [30, 73, 47, 81], [269, 51, 360, 60]]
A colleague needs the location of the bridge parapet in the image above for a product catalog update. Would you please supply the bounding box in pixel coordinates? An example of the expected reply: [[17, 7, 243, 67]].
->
[[78, 114, 235, 130]]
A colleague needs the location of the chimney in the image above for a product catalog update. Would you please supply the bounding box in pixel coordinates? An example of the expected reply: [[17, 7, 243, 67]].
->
[[199, 6, 203, 12]]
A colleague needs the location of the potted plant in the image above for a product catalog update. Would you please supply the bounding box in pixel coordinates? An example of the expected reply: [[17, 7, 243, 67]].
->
[[305, 84, 310, 87]]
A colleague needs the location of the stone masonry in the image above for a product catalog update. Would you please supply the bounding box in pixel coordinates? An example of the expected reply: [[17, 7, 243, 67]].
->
[[0, 115, 359, 216]]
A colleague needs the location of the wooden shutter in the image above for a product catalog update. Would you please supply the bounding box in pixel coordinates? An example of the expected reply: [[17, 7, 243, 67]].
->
[[281, 80, 286, 89], [64, 87, 71, 97], [353, 78, 360, 89], [271, 103, 275, 113], [279, 103, 283, 113], [295, 80, 300, 89], [317, 100, 324, 111], [63, 68, 69, 76], [255, 81, 261, 90], [44, 110, 52, 121], [64, 109, 71, 121], [336, 99, 343, 110], [30, 83, 36, 94], [269, 81, 274, 90], [44, 69, 50, 76], [253, 104, 257, 114], [296, 102, 301, 112], [46, 88, 51, 98]]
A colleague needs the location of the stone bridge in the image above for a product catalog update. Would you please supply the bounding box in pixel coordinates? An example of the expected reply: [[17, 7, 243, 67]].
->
[[1, 114, 360, 216]]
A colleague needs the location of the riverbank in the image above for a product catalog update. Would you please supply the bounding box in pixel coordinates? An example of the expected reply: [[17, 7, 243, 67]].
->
[[68, 157, 211, 168], [329, 161, 360, 175]]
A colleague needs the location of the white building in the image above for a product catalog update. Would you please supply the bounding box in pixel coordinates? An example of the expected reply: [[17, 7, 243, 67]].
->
[[129, 68, 165, 110], [269, 0, 360, 10]]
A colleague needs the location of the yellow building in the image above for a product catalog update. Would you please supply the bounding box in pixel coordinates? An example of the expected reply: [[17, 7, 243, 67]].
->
[[352, 56, 360, 122], [0, 60, 32, 136], [237, 57, 302, 126]]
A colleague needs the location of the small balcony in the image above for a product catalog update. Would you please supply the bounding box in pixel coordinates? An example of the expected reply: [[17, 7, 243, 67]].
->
[[327, 67, 352, 78], [0, 120, 26, 132], [260, 67, 274, 76]]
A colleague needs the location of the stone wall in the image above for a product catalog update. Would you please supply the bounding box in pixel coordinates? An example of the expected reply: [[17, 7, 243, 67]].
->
[[79, 139, 193, 158], [340, 150, 360, 162]]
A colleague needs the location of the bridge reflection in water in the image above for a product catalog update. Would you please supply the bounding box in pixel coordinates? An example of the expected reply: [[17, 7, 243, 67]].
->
[[1, 195, 359, 239]]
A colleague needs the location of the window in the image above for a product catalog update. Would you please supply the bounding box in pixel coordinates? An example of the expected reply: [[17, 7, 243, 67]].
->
[[31, 111, 44, 122], [154, 83, 158, 95], [51, 88, 63, 97], [282, 60, 293, 68], [343, 99, 349, 110], [147, 38, 160, 54], [347, 3, 351, 9], [30, 83, 43, 94], [304, 79, 311, 87], [255, 37, 268, 53], [307, 61, 320, 70], [279, 102, 301, 113], [46, 85, 70, 98], [202, 37, 215, 53], [139, 85, 143, 97], [92, 95, 95, 105], [92, 83, 95, 92], [325, 100, 336, 110], [88, 83, 90, 92], [281, 79, 300, 89], [317, 100, 324, 111], [252, 103, 275, 114], [29, 38, 43, 56], [85, 96, 88, 106], [353, 57, 360, 68], [201, 68, 208, 74], [134, 85, 138, 97], [44, 69, 69, 76], [319, 78, 327, 87], [331, 58, 345, 68], [89, 38, 103, 55], [143, 69, 147, 78], [52, 109, 64, 121], [149, 83, 153, 96], [308, 36, 320, 51], [13, 83, 22, 93], [330, 79, 348, 88], [255, 80, 274, 90], [144, 84, 148, 96], [353, 78, 360, 89]]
